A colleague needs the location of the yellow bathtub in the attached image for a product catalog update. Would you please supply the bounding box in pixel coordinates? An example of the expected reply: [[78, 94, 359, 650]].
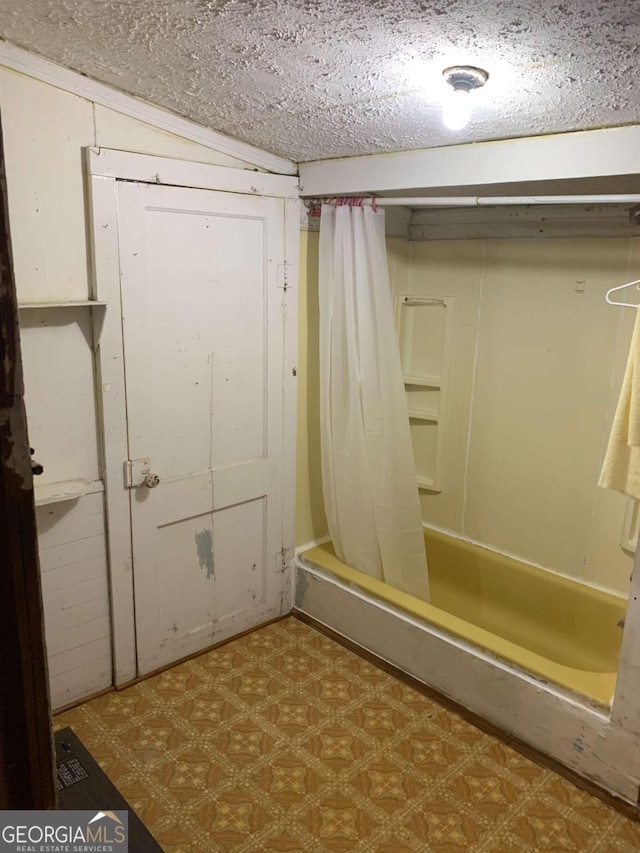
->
[[300, 528, 627, 706]]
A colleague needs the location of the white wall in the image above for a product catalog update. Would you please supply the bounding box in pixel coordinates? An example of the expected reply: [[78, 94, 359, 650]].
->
[[38, 492, 110, 709], [2, 67, 264, 709]]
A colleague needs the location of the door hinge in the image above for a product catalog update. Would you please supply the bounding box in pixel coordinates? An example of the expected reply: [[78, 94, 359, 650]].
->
[[277, 262, 289, 292], [124, 457, 152, 488], [279, 546, 290, 572]]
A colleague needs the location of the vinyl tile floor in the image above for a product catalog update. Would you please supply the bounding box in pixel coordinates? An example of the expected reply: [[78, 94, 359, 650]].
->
[[54, 617, 640, 852]]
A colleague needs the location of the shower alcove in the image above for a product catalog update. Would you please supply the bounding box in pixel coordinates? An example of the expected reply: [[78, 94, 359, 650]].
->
[[295, 126, 640, 806]]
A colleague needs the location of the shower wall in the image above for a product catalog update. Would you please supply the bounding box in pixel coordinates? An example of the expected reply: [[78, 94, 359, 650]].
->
[[296, 227, 638, 596], [296, 229, 328, 546], [403, 237, 639, 595]]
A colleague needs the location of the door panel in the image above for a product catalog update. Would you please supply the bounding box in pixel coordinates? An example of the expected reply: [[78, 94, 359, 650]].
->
[[211, 498, 266, 615], [116, 181, 285, 675]]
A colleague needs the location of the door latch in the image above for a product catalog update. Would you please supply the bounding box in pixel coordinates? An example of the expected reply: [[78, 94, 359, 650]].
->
[[125, 457, 160, 489]]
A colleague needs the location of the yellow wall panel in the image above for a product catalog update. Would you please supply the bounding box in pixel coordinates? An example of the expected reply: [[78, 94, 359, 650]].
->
[[465, 238, 631, 581], [295, 230, 328, 546], [297, 229, 638, 594]]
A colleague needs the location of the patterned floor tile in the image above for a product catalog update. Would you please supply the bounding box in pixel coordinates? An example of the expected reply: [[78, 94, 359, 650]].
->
[[54, 616, 640, 852], [601, 816, 640, 851]]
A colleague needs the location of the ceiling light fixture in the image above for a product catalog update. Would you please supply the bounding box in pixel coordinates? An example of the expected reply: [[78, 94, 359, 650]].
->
[[442, 66, 488, 131]]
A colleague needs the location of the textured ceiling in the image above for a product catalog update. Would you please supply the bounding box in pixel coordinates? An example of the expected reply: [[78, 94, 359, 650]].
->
[[1, 0, 640, 163]]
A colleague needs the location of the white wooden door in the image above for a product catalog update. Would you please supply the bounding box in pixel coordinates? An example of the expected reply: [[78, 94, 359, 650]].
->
[[115, 181, 287, 675]]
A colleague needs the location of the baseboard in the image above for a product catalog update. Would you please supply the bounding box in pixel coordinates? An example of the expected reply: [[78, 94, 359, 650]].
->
[[53, 686, 115, 717], [53, 614, 289, 712]]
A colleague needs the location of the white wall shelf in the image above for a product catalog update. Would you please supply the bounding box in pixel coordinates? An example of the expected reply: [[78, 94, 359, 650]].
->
[[19, 300, 109, 348], [35, 479, 104, 506], [18, 300, 108, 309]]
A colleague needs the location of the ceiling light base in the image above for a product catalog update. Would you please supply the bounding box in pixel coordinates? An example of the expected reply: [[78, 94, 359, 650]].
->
[[442, 66, 489, 92]]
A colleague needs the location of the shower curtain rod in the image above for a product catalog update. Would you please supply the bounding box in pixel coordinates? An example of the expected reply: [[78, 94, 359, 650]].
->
[[309, 194, 640, 208]]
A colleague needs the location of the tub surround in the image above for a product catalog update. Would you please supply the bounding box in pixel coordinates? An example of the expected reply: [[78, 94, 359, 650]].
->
[[296, 233, 639, 596], [300, 528, 624, 706]]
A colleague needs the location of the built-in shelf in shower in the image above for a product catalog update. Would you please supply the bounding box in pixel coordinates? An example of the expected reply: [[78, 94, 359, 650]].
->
[[416, 475, 437, 490], [397, 294, 455, 494], [403, 374, 441, 388], [408, 409, 439, 422]]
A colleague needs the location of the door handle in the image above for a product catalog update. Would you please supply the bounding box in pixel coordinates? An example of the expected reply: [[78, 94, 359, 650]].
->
[[125, 458, 160, 488]]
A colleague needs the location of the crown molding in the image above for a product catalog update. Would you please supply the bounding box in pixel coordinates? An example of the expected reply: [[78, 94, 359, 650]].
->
[[0, 39, 297, 176]]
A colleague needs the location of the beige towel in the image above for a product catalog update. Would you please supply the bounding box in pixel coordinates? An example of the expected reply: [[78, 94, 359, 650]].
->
[[599, 305, 640, 499]]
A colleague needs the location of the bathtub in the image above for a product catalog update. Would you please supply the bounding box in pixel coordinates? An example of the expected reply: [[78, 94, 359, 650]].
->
[[299, 527, 626, 706]]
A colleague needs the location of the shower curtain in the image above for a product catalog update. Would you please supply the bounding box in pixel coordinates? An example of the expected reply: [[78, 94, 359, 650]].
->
[[318, 201, 430, 601]]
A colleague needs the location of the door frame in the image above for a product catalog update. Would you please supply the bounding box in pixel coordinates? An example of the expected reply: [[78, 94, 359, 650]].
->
[[0, 111, 56, 809], [86, 148, 300, 685]]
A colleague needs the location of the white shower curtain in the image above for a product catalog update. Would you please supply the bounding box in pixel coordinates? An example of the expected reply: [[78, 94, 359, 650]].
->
[[318, 202, 430, 601]]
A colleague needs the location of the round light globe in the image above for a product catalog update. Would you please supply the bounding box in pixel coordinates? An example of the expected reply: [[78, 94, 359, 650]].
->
[[442, 88, 471, 130]]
